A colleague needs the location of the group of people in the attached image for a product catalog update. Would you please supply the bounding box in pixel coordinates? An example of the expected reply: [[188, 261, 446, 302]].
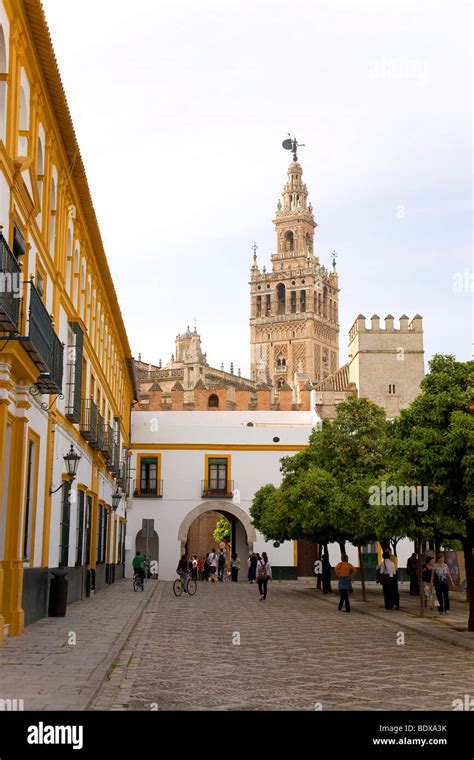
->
[[406, 551, 456, 613], [330, 549, 456, 615], [175, 549, 273, 601], [177, 549, 242, 583]]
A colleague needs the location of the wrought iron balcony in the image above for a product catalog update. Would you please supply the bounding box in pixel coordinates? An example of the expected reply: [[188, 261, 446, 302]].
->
[[103, 424, 114, 462], [25, 283, 64, 395], [0, 232, 21, 332], [80, 399, 99, 447], [97, 413, 106, 454], [133, 479, 163, 498], [201, 480, 234, 498], [109, 441, 121, 476]]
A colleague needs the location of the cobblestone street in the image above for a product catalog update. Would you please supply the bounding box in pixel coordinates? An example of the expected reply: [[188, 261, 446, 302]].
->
[[1, 578, 472, 712], [92, 580, 474, 712]]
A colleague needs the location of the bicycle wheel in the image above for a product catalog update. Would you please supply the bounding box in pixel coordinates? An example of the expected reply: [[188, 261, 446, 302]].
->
[[133, 578, 138, 592], [187, 579, 197, 596], [173, 579, 183, 597]]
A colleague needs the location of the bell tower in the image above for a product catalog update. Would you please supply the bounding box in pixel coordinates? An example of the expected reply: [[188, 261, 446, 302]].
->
[[250, 151, 340, 389]]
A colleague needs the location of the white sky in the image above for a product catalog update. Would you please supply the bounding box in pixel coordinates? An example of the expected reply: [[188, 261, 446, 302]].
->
[[42, 0, 472, 375]]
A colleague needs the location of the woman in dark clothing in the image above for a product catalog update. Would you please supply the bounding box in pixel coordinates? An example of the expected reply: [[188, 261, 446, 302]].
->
[[322, 552, 332, 594], [248, 553, 257, 583]]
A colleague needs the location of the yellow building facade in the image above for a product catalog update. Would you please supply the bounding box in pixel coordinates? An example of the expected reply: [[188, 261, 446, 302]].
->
[[0, 0, 137, 644]]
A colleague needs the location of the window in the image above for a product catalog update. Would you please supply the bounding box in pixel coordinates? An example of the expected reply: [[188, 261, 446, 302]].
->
[[139, 456, 158, 496], [37, 135, 44, 211], [290, 291, 297, 313], [23, 438, 37, 561], [75, 489, 85, 566], [207, 457, 229, 494], [49, 177, 57, 257], [388, 384, 396, 395], [277, 283, 286, 315], [84, 495, 92, 565], [300, 290, 306, 312], [265, 294, 271, 316], [256, 295, 261, 317], [0, 25, 7, 143], [18, 82, 29, 157], [59, 482, 71, 568], [36, 261, 46, 301], [284, 231, 294, 252], [96, 504, 108, 565], [65, 322, 84, 423]]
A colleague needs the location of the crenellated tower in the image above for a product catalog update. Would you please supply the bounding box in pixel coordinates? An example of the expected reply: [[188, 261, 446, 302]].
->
[[250, 154, 340, 388]]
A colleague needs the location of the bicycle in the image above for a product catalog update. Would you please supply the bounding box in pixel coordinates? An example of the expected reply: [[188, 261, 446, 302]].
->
[[133, 571, 145, 592], [173, 572, 197, 597]]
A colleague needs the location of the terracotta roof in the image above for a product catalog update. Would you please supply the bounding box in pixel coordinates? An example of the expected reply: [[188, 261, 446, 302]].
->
[[23, 1, 133, 366]]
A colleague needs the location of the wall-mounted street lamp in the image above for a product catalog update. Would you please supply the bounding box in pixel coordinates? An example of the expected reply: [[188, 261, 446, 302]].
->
[[49, 444, 81, 495], [112, 489, 122, 512]]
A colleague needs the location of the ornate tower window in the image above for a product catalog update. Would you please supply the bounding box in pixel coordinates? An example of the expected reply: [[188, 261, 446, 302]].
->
[[256, 295, 261, 317], [290, 291, 297, 313], [277, 283, 286, 315], [300, 290, 306, 312], [284, 231, 294, 252]]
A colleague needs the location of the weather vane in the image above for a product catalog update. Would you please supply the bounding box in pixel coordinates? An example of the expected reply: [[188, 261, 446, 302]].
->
[[251, 242, 258, 263], [282, 134, 306, 161], [331, 250, 338, 269]]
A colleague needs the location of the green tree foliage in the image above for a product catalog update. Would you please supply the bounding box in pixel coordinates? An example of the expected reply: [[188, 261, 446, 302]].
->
[[213, 516, 231, 544]]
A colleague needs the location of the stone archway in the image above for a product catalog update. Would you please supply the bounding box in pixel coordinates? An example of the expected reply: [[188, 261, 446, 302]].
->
[[178, 500, 256, 556]]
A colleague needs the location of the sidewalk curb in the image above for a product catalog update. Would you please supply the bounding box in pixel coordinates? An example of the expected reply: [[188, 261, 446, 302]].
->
[[299, 587, 474, 653], [82, 580, 163, 710]]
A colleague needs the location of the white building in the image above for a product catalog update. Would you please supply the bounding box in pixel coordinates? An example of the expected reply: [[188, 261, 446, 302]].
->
[[127, 409, 321, 580]]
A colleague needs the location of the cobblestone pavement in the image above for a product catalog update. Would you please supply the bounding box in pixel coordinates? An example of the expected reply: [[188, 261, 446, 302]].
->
[[92, 580, 474, 711], [0, 579, 156, 710]]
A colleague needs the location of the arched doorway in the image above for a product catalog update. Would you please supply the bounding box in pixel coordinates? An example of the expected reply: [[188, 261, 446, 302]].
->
[[178, 501, 256, 574], [135, 529, 159, 578]]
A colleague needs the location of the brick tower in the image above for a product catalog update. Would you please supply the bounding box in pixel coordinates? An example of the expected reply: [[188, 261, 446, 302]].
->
[[250, 152, 340, 388]]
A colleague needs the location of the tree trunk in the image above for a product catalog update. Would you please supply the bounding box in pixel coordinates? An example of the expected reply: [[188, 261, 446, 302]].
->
[[462, 527, 474, 632], [338, 540, 346, 554], [357, 545, 367, 602], [416, 536, 424, 618]]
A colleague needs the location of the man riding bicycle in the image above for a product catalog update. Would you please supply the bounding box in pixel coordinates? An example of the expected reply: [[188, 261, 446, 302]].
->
[[177, 554, 190, 593], [132, 551, 146, 584]]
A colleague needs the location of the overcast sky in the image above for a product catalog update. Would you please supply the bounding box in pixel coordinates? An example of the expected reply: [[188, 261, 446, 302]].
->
[[42, 0, 472, 376]]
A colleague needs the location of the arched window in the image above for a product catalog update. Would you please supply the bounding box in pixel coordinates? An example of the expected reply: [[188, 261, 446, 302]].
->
[[0, 25, 8, 143], [323, 286, 328, 319], [49, 177, 57, 257], [18, 84, 29, 156], [65, 227, 72, 294], [208, 394, 219, 408], [37, 134, 44, 212], [73, 245, 80, 307], [277, 283, 286, 315], [284, 231, 294, 252], [305, 232, 313, 253], [80, 258, 86, 318]]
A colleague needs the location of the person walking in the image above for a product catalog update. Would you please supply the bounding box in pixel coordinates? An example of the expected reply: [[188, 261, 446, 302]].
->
[[197, 556, 204, 581], [322, 551, 332, 594], [231, 553, 241, 582], [256, 552, 272, 600], [248, 553, 257, 584], [430, 552, 455, 614], [422, 556, 435, 609], [376, 551, 397, 610], [335, 553, 357, 612], [208, 548, 217, 582], [406, 552, 419, 596], [217, 550, 226, 582]]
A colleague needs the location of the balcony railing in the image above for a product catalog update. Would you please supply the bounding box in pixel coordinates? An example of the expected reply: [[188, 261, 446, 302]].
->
[[25, 283, 64, 395], [80, 399, 99, 447], [0, 232, 21, 332], [201, 480, 234, 498], [133, 479, 163, 498], [109, 441, 120, 475], [97, 413, 106, 454], [103, 424, 114, 462]]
